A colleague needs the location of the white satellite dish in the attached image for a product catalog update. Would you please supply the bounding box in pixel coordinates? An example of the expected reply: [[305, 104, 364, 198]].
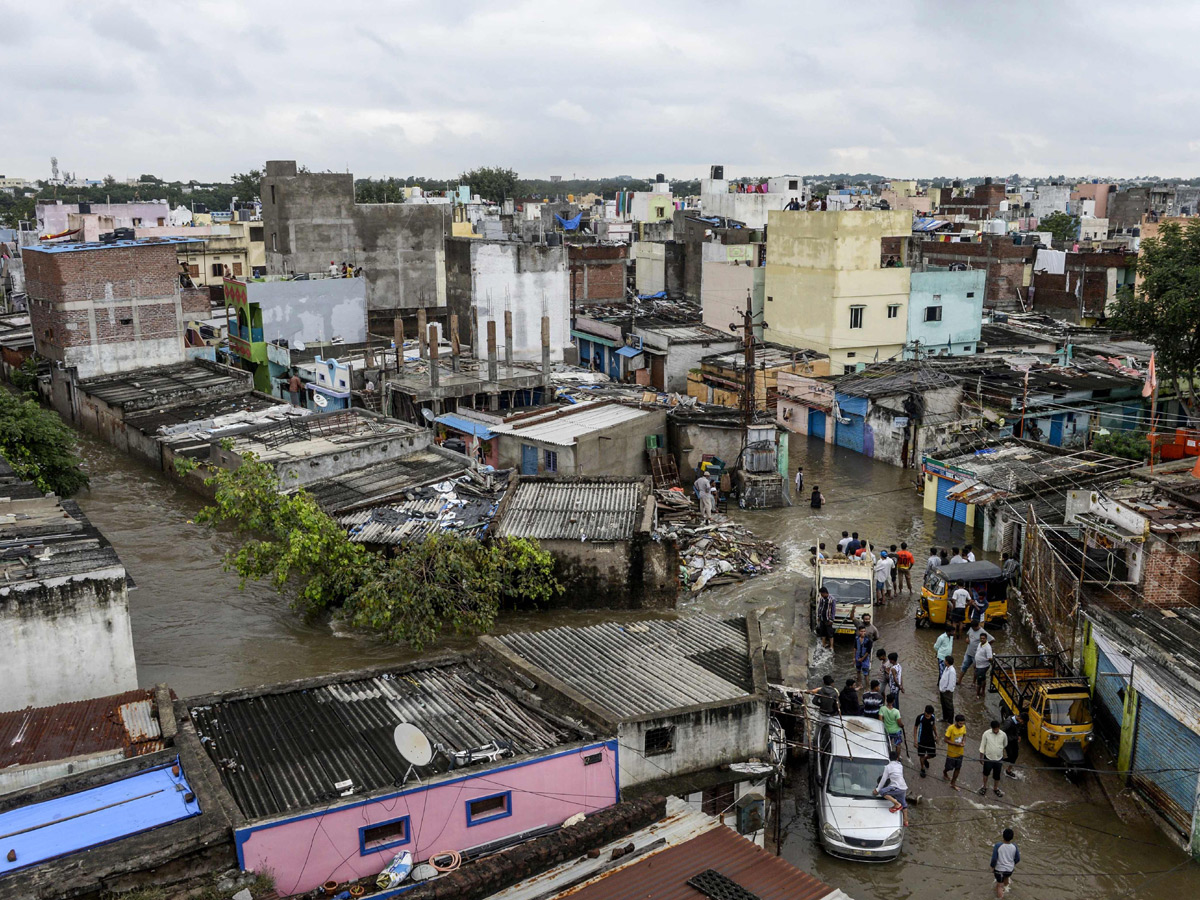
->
[[313, 392, 329, 408], [294, 340, 306, 351], [420, 408, 436, 422], [394, 723, 433, 785]]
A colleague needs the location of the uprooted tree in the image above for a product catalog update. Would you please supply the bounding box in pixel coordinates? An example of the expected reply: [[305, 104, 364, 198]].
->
[[1109, 219, 1200, 421], [192, 453, 561, 648]]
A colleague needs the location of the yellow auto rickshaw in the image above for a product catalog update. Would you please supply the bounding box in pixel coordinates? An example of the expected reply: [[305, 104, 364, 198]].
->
[[916, 561, 1009, 628]]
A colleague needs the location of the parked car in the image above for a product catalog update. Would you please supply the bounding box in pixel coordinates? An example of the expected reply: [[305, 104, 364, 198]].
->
[[810, 714, 904, 861]]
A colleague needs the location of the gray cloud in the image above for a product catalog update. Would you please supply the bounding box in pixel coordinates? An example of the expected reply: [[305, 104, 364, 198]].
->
[[5, 0, 1200, 181]]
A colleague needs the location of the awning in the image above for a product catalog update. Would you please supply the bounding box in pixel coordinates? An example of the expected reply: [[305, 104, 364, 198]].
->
[[571, 330, 617, 347], [435, 414, 495, 439], [913, 218, 951, 232], [616, 345, 643, 358]]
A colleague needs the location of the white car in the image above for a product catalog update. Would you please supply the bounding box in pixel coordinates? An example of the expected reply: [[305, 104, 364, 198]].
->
[[810, 715, 904, 861]]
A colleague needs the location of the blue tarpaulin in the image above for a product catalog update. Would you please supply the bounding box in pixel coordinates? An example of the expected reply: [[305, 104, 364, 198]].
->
[[638, 291, 667, 300], [555, 213, 582, 230], [435, 414, 496, 439], [616, 345, 643, 357], [0, 761, 201, 875]]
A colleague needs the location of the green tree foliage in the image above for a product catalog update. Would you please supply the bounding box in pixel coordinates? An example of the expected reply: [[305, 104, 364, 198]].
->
[[194, 454, 561, 647], [460, 166, 519, 203], [1109, 220, 1200, 416], [1038, 211, 1080, 244], [231, 169, 263, 201], [0, 192, 36, 229], [1091, 430, 1150, 462], [0, 389, 89, 496]]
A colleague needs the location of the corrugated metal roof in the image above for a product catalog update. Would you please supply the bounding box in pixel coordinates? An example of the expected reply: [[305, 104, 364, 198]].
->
[[0, 689, 163, 769], [496, 479, 644, 541], [189, 662, 579, 820], [24, 237, 201, 254], [307, 451, 470, 513], [491, 403, 654, 448], [556, 811, 836, 900], [0, 763, 201, 876], [492, 616, 755, 719], [435, 413, 496, 439]]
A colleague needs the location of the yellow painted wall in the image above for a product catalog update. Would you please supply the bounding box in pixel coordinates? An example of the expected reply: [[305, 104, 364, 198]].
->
[[451, 221, 478, 238], [890, 180, 917, 198], [764, 210, 911, 371]]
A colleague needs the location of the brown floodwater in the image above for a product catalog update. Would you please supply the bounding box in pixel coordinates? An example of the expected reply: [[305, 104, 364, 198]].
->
[[72, 430, 1199, 898]]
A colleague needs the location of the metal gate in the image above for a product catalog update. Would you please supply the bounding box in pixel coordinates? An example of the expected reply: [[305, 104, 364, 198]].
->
[[809, 408, 825, 439], [836, 413, 865, 453], [1093, 647, 1126, 748], [1131, 695, 1200, 835], [1049, 416, 1064, 446], [935, 476, 968, 523], [521, 443, 538, 475]]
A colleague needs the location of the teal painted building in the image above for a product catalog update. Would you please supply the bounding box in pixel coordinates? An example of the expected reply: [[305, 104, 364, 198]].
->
[[905, 267, 986, 358]]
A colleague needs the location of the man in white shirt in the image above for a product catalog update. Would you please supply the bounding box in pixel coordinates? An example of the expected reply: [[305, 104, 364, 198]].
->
[[965, 545, 977, 563], [938, 657, 957, 722], [973, 634, 995, 699], [874, 552, 895, 600], [694, 473, 714, 522], [960, 622, 988, 682], [933, 625, 954, 673], [927, 548, 942, 572], [950, 547, 965, 565], [978, 719, 1009, 797], [950, 582, 970, 636], [837, 531, 851, 555], [873, 752, 909, 826]]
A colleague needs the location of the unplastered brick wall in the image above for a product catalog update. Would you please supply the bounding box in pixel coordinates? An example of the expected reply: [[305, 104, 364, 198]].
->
[[1140, 540, 1200, 608]]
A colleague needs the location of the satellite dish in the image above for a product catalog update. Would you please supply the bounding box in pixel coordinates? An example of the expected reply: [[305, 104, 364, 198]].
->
[[393, 723, 433, 767], [420, 408, 436, 422], [294, 340, 306, 351], [313, 392, 329, 408]]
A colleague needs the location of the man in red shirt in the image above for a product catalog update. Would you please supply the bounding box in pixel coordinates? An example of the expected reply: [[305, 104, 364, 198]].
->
[[895, 542, 915, 594]]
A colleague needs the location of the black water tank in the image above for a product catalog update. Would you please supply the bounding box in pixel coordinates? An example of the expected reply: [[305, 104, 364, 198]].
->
[[711, 165, 724, 180], [985, 177, 993, 185], [656, 173, 665, 183]]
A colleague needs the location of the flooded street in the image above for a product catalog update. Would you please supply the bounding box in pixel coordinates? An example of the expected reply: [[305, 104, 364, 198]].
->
[[73, 431, 1198, 898]]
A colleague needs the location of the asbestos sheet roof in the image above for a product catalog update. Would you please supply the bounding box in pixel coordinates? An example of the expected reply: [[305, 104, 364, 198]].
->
[[79, 362, 248, 409], [491, 403, 654, 447], [189, 661, 579, 820], [0, 689, 164, 769], [496, 478, 645, 541], [305, 450, 470, 513], [492, 615, 756, 719]]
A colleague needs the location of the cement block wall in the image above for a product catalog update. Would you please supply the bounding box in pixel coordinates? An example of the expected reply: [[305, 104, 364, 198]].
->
[[536, 531, 677, 610], [248, 277, 367, 346], [0, 568, 136, 713]]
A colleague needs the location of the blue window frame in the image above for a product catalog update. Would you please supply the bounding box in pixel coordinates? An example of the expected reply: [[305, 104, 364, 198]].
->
[[466, 791, 512, 827], [543, 449, 558, 473], [358, 815, 411, 855]]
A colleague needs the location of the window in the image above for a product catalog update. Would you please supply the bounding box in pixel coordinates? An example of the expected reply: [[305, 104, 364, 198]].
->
[[132, 217, 142, 226], [843, 365, 857, 374], [887, 304, 900, 319], [359, 816, 410, 855], [543, 449, 558, 473], [644, 726, 675, 756], [211, 263, 224, 277], [250, 226, 264, 243], [966, 292, 975, 298], [849, 305, 865, 329], [932, 294, 941, 301], [789, 179, 799, 190], [119, 317, 133, 325], [846, 352, 856, 358], [157, 217, 166, 226], [270, 184, 276, 204], [188, 265, 199, 278], [232, 262, 243, 276], [924, 306, 943, 322], [271, 232, 278, 251], [466, 792, 512, 826]]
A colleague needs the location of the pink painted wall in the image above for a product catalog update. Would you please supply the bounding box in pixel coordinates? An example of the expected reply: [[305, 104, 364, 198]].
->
[[238, 742, 617, 896]]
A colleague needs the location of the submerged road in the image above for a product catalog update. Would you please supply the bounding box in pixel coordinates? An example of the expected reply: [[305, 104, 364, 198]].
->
[[73, 429, 1198, 898]]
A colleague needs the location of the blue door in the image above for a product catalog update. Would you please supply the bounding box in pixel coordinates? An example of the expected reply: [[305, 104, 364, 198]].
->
[[521, 444, 538, 475], [606, 348, 620, 380], [935, 475, 968, 523], [1093, 647, 1126, 744], [1049, 416, 1064, 446], [809, 409, 825, 439], [1131, 695, 1200, 833], [836, 413, 865, 453]]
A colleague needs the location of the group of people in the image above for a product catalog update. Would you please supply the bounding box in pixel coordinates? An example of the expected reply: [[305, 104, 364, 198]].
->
[[328, 261, 362, 278]]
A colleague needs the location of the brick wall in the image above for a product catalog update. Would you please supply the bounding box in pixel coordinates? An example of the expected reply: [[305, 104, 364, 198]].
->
[[1139, 540, 1200, 608], [569, 245, 626, 302], [919, 235, 1034, 311]]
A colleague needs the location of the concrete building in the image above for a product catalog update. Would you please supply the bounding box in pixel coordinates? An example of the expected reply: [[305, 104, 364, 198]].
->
[[905, 267, 986, 357], [24, 238, 210, 381], [918, 232, 1036, 313], [186, 658, 617, 896], [1030, 249, 1137, 324], [633, 322, 740, 393], [138, 221, 266, 283], [223, 275, 366, 392], [35, 200, 172, 238], [1027, 183, 1072, 221], [493, 476, 677, 608], [687, 343, 830, 411], [700, 241, 766, 342], [1072, 182, 1116, 220], [674, 213, 759, 304], [763, 209, 912, 373], [937, 180, 1007, 219], [259, 160, 448, 333], [569, 243, 626, 304], [632, 240, 684, 296], [0, 458, 136, 714], [444, 237, 570, 362], [488, 401, 667, 477], [699, 172, 805, 229], [484, 613, 769, 788]]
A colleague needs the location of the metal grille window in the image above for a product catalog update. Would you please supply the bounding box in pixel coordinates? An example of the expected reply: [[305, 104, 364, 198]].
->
[[849, 305, 865, 329], [359, 815, 410, 854], [466, 791, 511, 826], [543, 449, 558, 473], [644, 726, 675, 756]]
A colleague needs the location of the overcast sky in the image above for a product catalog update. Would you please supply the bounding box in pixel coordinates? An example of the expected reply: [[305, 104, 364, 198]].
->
[[5, 0, 1200, 183]]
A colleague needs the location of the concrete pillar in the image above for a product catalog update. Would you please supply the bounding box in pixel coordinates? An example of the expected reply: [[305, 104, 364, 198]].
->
[[428, 324, 439, 389], [541, 315, 551, 391], [393, 316, 404, 370], [417, 308, 427, 358], [504, 309, 514, 377], [487, 319, 499, 411], [450, 313, 460, 373]]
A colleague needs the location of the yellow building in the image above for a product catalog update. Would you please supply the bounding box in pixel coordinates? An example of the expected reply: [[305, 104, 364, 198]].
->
[[889, 180, 918, 198], [135, 222, 265, 286], [763, 210, 912, 374]]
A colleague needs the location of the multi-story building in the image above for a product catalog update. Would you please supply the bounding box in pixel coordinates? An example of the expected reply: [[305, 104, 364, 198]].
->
[[905, 266, 986, 357]]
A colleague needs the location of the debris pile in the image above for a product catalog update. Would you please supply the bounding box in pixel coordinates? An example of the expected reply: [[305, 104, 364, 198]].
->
[[654, 490, 778, 592]]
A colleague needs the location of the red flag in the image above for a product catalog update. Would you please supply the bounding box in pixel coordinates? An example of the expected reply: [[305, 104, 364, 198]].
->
[[1142, 351, 1157, 398]]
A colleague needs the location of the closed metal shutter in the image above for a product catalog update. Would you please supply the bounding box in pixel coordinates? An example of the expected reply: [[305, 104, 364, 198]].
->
[[935, 476, 968, 523], [836, 413, 864, 453], [809, 408, 825, 439], [1131, 695, 1200, 835], [1093, 647, 1126, 747]]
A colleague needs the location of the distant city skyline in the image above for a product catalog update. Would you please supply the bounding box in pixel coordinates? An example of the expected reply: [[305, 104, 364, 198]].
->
[[6, 1, 1200, 182]]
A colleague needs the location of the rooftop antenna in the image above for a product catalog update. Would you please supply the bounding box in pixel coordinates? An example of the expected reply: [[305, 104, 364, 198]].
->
[[50, 156, 59, 183], [393, 722, 433, 786]]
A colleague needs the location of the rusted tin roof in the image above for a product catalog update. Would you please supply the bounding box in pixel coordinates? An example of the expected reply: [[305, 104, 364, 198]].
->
[[0, 689, 164, 769], [561, 823, 838, 900]]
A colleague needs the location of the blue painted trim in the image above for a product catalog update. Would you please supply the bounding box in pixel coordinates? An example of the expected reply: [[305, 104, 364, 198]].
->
[[233, 740, 617, 854], [466, 790, 512, 827], [358, 814, 411, 856]]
